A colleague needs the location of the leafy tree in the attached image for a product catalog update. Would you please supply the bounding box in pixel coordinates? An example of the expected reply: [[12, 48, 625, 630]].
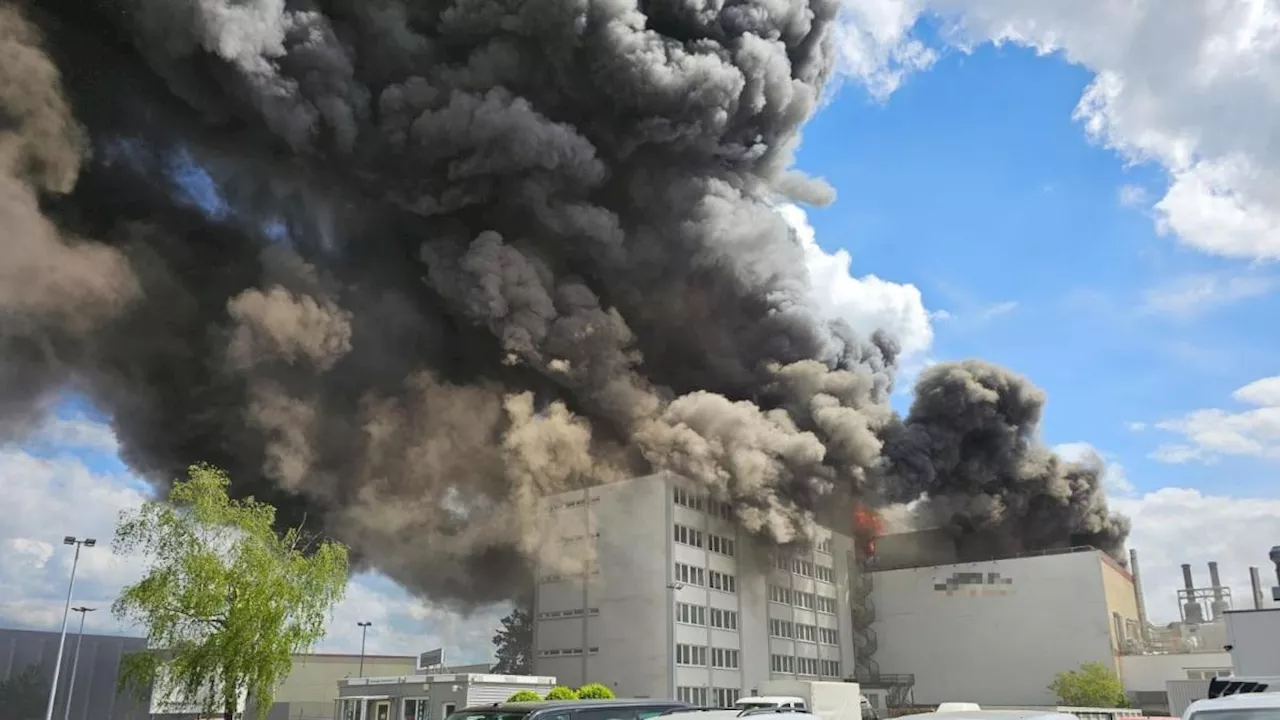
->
[[1048, 662, 1129, 708], [112, 463, 349, 720], [576, 683, 615, 699], [492, 594, 533, 675], [508, 690, 543, 702], [0, 662, 50, 720], [546, 686, 579, 700]]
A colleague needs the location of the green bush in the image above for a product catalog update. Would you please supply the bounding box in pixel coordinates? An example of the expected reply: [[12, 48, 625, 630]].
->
[[1048, 662, 1129, 708], [546, 686, 579, 701], [507, 690, 543, 702], [576, 683, 615, 699]]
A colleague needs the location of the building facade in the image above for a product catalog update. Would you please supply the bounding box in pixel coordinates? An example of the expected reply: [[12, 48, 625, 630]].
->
[[868, 547, 1142, 706], [0, 627, 150, 720], [1224, 608, 1280, 676], [532, 473, 858, 703]]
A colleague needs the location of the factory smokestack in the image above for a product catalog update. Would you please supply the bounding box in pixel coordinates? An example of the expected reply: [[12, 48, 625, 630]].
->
[[1208, 561, 1228, 620], [1130, 549, 1151, 644], [0, 0, 1132, 607], [1183, 564, 1196, 592], [1250, 567, 1266, 610]]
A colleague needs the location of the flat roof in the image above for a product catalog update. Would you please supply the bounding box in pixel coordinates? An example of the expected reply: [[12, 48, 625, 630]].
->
[[342, 673, 556, 687]]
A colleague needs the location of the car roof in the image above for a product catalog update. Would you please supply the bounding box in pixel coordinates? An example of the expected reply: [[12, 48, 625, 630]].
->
[[1187, 692, 1280, 715], [897, 712, 1079, 720], [460, 700, 690, 714]]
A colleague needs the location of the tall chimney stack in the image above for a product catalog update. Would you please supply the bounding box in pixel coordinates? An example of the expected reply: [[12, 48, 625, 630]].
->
[[1182, 563, 1195, 591], [1181, 563, 1205, 623], [1208, 561, 1228, 619], [1130, 549, 1151, 644], [1250, 567, 1266, 609]]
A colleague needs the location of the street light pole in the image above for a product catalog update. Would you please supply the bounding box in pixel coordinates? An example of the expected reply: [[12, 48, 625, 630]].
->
[[44, 537, 95, 720], [357, 622, 372, 677], [63, 607, 96, 720]]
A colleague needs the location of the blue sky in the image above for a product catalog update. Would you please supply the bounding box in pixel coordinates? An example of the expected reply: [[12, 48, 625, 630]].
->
[[4, 1, 1280, 663]]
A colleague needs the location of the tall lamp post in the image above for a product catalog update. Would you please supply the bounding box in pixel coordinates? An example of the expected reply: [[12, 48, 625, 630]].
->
[[63, 607, 96, 720], [357, 622, 373, 677], [44, 537, 95, 720]]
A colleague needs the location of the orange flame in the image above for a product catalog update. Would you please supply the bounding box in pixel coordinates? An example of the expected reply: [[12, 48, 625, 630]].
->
[[853, 503, 883, 557]]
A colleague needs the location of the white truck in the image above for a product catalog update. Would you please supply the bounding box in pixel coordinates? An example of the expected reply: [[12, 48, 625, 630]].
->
[[735, 681, 874, 720]]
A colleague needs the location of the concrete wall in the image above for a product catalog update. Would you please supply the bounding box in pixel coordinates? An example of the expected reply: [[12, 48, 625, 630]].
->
[[1099, 558, 1142, 654], [1118, 652, 1233, 693], [0, 627, 150, 720], [870, 550, 1123, 706], [266, 654, 417, 720], [1224, 608, 1280, 675]]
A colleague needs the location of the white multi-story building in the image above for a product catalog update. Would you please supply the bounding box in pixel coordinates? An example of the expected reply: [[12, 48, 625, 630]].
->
[[532, 473, 859, 703]]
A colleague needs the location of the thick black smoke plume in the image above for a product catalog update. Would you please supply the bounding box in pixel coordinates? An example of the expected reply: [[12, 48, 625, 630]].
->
[[0, 0, 1128, 607]]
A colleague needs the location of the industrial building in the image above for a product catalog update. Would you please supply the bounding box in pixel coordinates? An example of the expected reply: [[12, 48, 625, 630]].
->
[[0, 625, 430, 720], [337, 670, 554, 720], [531, 472, 860, 704], [866, 534, 1142, 707]]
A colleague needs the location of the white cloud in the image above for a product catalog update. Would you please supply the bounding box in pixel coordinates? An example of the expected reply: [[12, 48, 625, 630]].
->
[[1150, 375, 1280, 464], [778, 203, 936, 360], [977, 299, 1018, 321], [1140, 272, 1277, 318], [1126, 421, 1148, 432], [835, 0, 1280, 261], [1114, 488, 1280, 623], [1118, 184, 1149, 208], [1053, 442, 1136, 496], [0, 417, 502, 664]]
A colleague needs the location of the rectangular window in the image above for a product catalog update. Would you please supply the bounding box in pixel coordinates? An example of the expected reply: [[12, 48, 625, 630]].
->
[[769, 618, 795, 638], [675, 562, 706, 586], [768, 585, 792, 605], [769, 654, 796, 674], [797, 657, 819, 676], [709, 570, 736, 594], [711, 647, 740, 669], [713, 688, 741, 708], [816, 595, 837, 614], [677, 687, 710, 706], [815, 564, 834, 583], [674, 524, 704, 548], [773, 554, 790, 571], [795, 591, 815, 610], [817, 538, 832, 554], [792, 559, 814, 577], [819, 627, 839, 645], [821, 659, 842, 678], [709, 608, 739, 630], [708, 533, 736, 557], [676, 644, 708, 666], [795, 623, 817, 642], [677, 602, 707, 626]]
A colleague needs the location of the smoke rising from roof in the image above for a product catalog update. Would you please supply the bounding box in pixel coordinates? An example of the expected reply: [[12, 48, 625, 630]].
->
[[1, 0, 1128, 607]]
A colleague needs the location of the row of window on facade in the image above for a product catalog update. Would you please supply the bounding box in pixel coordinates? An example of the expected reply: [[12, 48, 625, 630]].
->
[[537, 607, 601, 620], [674, 562, 737, 593], [769, 654, 842, 678], [674, 524, 736, 557], [768, 584, 838, 614], [539, 566, 601, 583], [676, 687, 741, 707], [549, 495, 602, 512], [676, 602, 740, 630], [675, 643, 741, 669], [673, 487, 735, 521], [771, 554, 835, 583], [340, 698, 439, 720], [538, 646, 601, 657], [768, 618, 839, 645]]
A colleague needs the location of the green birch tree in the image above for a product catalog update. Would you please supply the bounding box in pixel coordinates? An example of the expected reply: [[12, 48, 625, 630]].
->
[[112, 463, 349, 720]]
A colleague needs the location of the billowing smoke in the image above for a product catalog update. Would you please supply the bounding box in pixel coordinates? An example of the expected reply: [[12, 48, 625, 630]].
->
[[1, 0, 1128, 607]]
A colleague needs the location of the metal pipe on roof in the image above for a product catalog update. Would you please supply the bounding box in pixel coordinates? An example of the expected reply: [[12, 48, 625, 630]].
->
[[1249, 567, 1266, 610]]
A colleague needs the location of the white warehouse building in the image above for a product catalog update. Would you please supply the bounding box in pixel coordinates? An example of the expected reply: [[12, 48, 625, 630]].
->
[[868, 532, 1143, 707], [532, 473, 859, 704]]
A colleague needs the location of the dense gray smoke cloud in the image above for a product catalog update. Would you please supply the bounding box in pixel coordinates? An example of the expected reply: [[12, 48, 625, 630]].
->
[[0, 0, 1128, 606]]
